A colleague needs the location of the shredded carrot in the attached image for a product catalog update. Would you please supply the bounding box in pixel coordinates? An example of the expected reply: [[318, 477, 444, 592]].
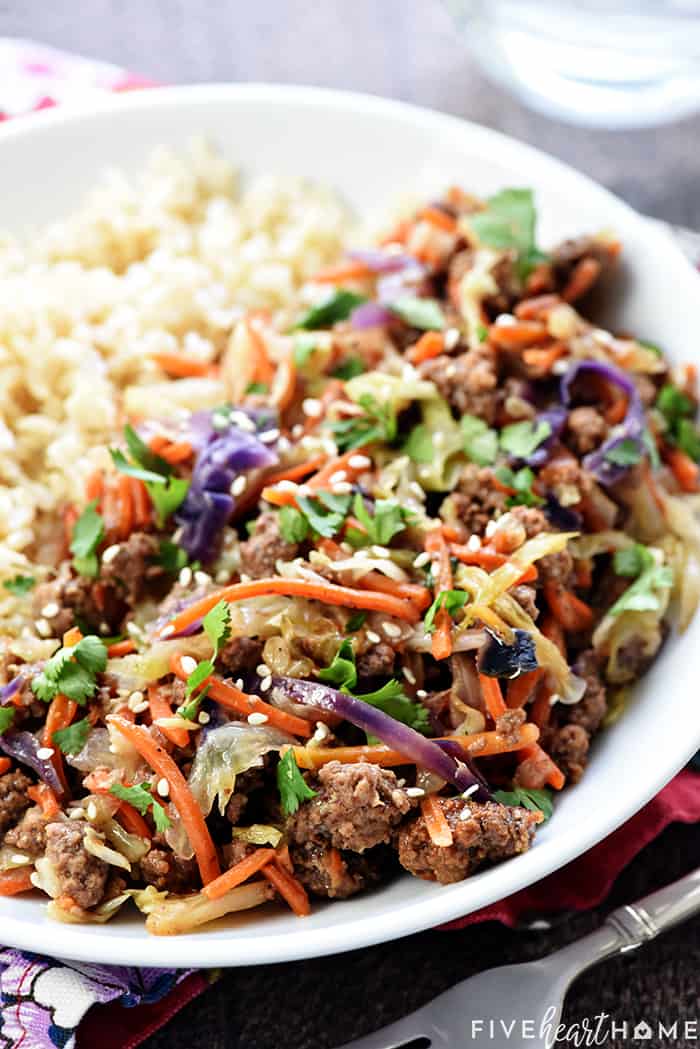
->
[[27, 783, 60, 818], [151, 351, 213, 378], [108, 715, 221, 884], [203, 848, 277, 900], [117, 801, 152, 840], [262, 448, 371, 507], [379, 218, 411, 246], [518, 743, 565, 790], [515, 564, 538, 585], [312, 260, 374, 284], [506, 667, 544, 709], [514, 294, 561, 320], [358, 572, 433, 612], [420, 206, 457, 233], [158, 576, 420, 639], [148, 685, 189, 748], [479, 673, 507, 721], [407, 330, 445, 364], [261, 456, 327, 490], [522, 344, 566, 371], [440, 524, 466, 543], [665, 447, 700, 493], [544, 584, 594, 632], [488, 320, 549, 350], [425, 529, 455, 661], [62, 626, 83, 647], [170, 654, 312, 738], [293, 723, 540, 769], [0, 867, 35, 896], [574, 558, 593, 590], [107, 639, 136, 658], [262, 861, 311, 917], [85, 469, 104, 504], [276, 843, 294, 875], [529, 684, 554, 730], [159, 440, 194, 465], [561, 257, 601, 303], [0, 757, 10, 776], [325, 847, 346, 891], [420, 795, 454, 847], [450, 544, 504, 570], [44, 693, 77, 795], [130, 478, 152, 527]]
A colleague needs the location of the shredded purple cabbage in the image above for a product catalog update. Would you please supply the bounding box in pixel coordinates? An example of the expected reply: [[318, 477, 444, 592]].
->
[[347, 249, 416, 274], [174, 412, 277, 563], [271, 676, 490, 800], [526, 407, 568, 467], [0, 731, 64, 794], [561, 359, 646, 485], [349, 301, 393, 330]]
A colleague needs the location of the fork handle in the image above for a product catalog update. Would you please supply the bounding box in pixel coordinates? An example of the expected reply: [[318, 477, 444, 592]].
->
[[553, 866, 700, 977]]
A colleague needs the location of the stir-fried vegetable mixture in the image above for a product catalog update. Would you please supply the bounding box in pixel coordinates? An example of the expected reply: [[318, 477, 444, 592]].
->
[[1, 184, 699, 934]]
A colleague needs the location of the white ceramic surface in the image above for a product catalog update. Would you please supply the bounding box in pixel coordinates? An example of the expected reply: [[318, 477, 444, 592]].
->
[[1, 84, 699, 968]]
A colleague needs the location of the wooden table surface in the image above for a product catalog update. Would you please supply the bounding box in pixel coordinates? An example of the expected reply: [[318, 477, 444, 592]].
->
[[3, 2, 700, 1046]]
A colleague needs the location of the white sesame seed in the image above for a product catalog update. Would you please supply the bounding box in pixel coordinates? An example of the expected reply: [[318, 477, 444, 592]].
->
[[128, 690, 144, 704], [230, 410, 256, 432], [331, 481, 353, 494], [402, 666, 417, 684], [178, 566, 193, 587], [156, 777, 170, 798], [108, 745, 117, 754], [68, 808, 84, 820], [461, 784, 479, 799], [549, 692, 562, 707], [382, 621, 402, 638], [405, 787, 425, 798], [328, 470, 347, 485], [312, 721, 330, 743], [40, 602, 60, 619], [495, 313, 516, 327], [366, 630, 381, 644], [444, 327, 460, 350], [416, 689, 427, 699], [259, 676, 272, 692], [235, 678, 244, 690], [215, 569, 230, 584], [296, 484, 312, 498], [127, 622, 144, 639], [256, 663, 271, 678], [248, 712, 269, 725], [132, 700, 149, 714], [231, 475, 247, 497], [370, 545, 391, 558], [198, 711, 211, 725], [466, 534, 481, 551], [11, 853, 30, 865], [277, 436, 292, 454], [433, 431, 445, 449], [180, 656, 198, 676], [160, 625, 175, 639], [275, 479, 298, 493], [485, 519, 497, 538], [413, 551, 430, 568], [30, 872, 42, 888], [99, 621, 110, 635], [86, 801, 98, 821], [259, 428, 280, 444], [444, 364, 457, 379], [239, 573, 251, 584], [302, 398, 323, 418], [348, 454, 371, 470], [458, 807, 473, 821], [291, 424, 304, 439], [101, 544, 121, 564], [37, 747, 54, 760], [35, 618, 51, 638], [194, 570, 212, 586]]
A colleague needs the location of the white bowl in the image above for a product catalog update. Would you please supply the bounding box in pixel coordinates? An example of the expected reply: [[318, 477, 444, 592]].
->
[[1, 84, 699, 968]]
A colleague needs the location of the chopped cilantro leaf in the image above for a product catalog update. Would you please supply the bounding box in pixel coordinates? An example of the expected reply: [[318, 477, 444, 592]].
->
[[461, 415, 499, 466], [53, 716, 91, 755], [676, 418, 700, 462], [332, 356, 365, 381], [109, 781, 171, 831], [604, 438, 643, 467], [345, 611, 367, 632], [109, 448, 165, 485], [157, 540, 190, 574], [390, 297, 445, 331], [613, 543, 654, 578], [31, 635, 108, 705], [123, 424, 170, 476], [494, 465, 544, 507], [493, 786, 553, 821], [277, 749, 317, 816], [203, 600, 232, 657], [351, 495, 409, 546], [183, 659, 213, 700], [295, 289, 367, 331], [609, 558, 673, 616], [329, 393, 397, 451], [469, 188, 547, 281], [111, 425, 188, 527], [642, 428, 661, 471], [476, 323, 489, 343], [656, 384, 694, 429], [246, 381, 269, 395], [70, 501, 104, 579], [358, 678, 431, 735], [317, 639, 357, 692], [0, 708, 15, 734], [639, 339, 662, 357], [297, 495, 347, 538], [278, 506, 310, 543], [3, 575, 35, 597], [146, 476, 189, 528], [293, 333, 319, 367], [500, 418, 551, 460], [424, 589, 468, 633]]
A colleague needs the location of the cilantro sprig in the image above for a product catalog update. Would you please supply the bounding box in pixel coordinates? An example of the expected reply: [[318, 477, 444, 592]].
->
[[0, 708, 16, 735], [469, 188, 548, 282], [295, 289, 367, 331], [347, 495, 410, 547], [493, 786, 553, 821], [176, 600, 232, 721], [423, 590, 468, 633], [499, 419, 551, 460], [70, 501, 105, 578], [110, 424, 189, 527], [317, 638, 357, 692], [494, 465, 544, 508], [277, 749, 317, 816], [31, 635, 108, 705], [610, 544, 673, 616], [2, 575, 35, 596], [329, 394, 397, 452], [109, 781, 172, 832], [52, 716, 91, 755], [656, 384, 700, 462], [461, 415, 499, 467]]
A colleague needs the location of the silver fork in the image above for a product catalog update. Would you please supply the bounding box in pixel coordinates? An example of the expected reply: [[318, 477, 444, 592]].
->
[[339, 867, 700, 1049]]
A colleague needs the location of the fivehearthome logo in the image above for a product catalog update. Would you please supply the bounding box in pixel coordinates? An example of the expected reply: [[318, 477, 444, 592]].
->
[[467, 1008, 699, 1044]]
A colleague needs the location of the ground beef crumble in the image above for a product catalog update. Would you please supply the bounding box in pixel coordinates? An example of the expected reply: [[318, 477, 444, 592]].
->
[[240, 511, 299, 578], [45, 821, 108, 910], [0, 770, 33, 838]]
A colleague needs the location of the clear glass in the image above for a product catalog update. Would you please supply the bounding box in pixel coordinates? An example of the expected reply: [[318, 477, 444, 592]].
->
[[445, 0, 700, 128]]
